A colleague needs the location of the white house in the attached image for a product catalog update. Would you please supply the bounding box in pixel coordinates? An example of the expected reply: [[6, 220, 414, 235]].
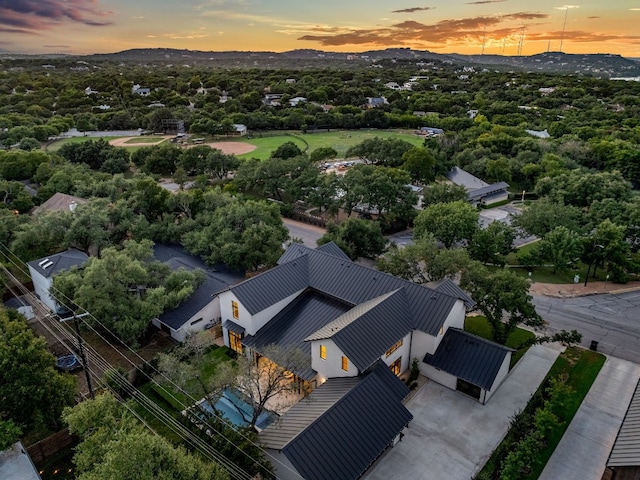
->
[[218, 242, 512, 479], [151, 244, 243, 342], [27, 249, 89, 314]]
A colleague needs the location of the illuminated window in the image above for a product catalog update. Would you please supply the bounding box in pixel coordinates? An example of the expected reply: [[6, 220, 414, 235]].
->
[[342, 356, 348, 371], [229, 331, 243, 353], [385, 339, 403, 357], [232, 301, 239, 319], [439, 325, 444, 336], [320, 344, 326, 360], [390, 357, 402, 376]]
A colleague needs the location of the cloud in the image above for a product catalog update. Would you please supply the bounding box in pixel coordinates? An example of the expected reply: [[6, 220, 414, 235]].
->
[[391, 7, 435, 13], [467, 0, 507, 4], [587, 16, 600, 19], [298, 12, 549, 48], [554, 5, 580, 9], [0, 0, 112, 33], [630, 8, 640, 10], [527, 30, 640, 43]]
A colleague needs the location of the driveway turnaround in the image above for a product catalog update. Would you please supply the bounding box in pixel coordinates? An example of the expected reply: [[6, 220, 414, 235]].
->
[[539, 357, 640, 480], [365, 343, 563, 480]]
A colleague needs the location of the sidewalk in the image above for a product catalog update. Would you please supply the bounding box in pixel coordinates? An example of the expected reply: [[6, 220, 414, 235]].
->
[[539, 357, 640, 480], [530, 280, 640, 298]]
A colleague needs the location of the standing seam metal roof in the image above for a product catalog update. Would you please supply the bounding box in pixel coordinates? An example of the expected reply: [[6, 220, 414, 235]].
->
[[423, 328, 512, 390], [281, 361, 412, 480], [608, 379, 640, 467]]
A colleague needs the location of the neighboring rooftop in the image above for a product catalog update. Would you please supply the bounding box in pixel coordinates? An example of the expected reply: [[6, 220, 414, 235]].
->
[[608, 379, 640, 468], [446, 166, 489, 191], [466, 181, 510, 202], [0, 442, 42, 480], [423, 328, 513, 390], [32, 192, 87, 215], [27, 249, 89, 278]]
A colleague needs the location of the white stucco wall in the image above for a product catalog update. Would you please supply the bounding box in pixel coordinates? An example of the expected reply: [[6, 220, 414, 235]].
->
[[310, 339, 358, 380], [28, 267, 57, 312], [175, 297, 221, 342], [421, 364, 458, 390], [410, 330, 436, 364], [219, 289, 304, 336], [484, 353, 511, 403], [381, 332, 412, 374], [433, 299, 466, 352]]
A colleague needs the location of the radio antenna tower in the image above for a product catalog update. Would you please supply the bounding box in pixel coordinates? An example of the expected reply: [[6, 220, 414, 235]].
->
[[559, 7, 569, 52], [517, 25, 525, 56], [481, 25, 487, 55]]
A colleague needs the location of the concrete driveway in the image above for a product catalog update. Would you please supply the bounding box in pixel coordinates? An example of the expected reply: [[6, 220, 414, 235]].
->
[[365, 344, 563, 480]]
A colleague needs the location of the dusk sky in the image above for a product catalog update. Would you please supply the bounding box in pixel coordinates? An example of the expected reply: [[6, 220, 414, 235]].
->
[[1, 0, 639, 57]]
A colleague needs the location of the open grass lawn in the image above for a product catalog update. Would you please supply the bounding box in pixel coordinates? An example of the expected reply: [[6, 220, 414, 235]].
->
[[464, 315, 535, 367], [236, 129, 424, 160], [476, 346, 605, 480]]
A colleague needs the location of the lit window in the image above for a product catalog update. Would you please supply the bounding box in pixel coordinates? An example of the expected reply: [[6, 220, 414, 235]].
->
[[232, 301, 239, 319], [320, 344, 326, 360], [229, 331, 243, 353], [342, 356, 348, 371], [385, 339, 403, 357], [439, 325, 444, 336]]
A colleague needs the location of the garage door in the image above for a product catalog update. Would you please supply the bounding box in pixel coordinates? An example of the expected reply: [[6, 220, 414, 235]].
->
[[456, 378, 481, 400]]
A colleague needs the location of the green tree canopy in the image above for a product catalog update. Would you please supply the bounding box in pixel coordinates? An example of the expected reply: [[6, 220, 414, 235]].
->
[[54, 239, 204, 345], [0, 308, 75, 444], [414, 200, 479, 248], [318, 218, 387, 260]]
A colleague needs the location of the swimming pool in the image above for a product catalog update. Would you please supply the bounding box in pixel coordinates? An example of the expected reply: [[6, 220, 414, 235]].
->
[[201, 388, 276, 431]]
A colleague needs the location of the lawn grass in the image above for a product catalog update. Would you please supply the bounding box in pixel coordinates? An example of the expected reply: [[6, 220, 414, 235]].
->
[[464, 315, 535, 368], [236, 129, 424, 160], [475, 346, 605, 480]]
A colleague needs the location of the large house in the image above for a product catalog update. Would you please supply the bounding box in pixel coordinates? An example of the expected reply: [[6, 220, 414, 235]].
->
[[219, 242, 512, 479], [27, 249, 89, 315], [447, 166, 510, 207]]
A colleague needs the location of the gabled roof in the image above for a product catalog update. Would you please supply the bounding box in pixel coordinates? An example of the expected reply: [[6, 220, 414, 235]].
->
[[281, 361, 412, 480], [467, 182, 510, 201], [423, 328, 513, 390], [608, 379, 640, 467], [243, 290, 352, 380], [446, 166, 488, 191], [430, 278, 476, 310], [154, 244, 241, 330], [316, 241, 351, 262], [27, 249, 89, 279], [306, 289, 414, 372], [32, 192, 87, 215], [232, 246, 464, 337], [277, 242, 350, 265]]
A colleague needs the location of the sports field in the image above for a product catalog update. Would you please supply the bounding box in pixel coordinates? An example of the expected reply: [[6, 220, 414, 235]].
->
[[46, 130, 425, 159]]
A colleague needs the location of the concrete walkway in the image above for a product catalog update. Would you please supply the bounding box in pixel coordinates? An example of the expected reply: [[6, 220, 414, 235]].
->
[[540, 357, 640, 480], [365, 343, 563, 480]]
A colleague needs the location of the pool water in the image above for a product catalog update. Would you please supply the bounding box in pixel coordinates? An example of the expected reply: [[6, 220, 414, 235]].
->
[[202, 388, 276, 431]]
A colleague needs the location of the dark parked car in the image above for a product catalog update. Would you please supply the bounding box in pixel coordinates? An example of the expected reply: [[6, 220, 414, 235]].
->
[[56, 354, 82, 372]]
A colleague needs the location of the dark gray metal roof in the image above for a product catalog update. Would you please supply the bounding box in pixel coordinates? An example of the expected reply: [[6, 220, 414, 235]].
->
[[232, 247, 463, 337], [27, 249, 89, 279], [282, 361, 412, 480], [222, 320, 245, 335], [423, 328, 513, 390], [446, 166, 488, 190], [315, 241, 351, 262], [278, 241, 351, 265], [431, 278, 476, 310], [259, 376, 360, 449], [306, 289, 414, 372], [467, 182, 510, 201], [243, 290, 352, 380], [4, 296, 30, 309], [231, 256, 309, 315], [154, 244, 240, 330], [608, 379, 640, 467]]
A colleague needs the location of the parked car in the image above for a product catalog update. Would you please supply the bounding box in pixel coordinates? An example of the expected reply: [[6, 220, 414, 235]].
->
[[56, 354, 82, 372]]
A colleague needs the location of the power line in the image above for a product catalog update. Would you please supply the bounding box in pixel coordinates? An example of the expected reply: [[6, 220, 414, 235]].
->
[[0, 244, 304, 479]]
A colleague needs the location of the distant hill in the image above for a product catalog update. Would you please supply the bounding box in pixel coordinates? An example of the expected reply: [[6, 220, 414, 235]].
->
[[7, 47, 640, 77]]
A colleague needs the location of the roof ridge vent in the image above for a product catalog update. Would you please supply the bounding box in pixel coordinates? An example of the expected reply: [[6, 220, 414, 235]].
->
[[38, 258, 51, 267], [41, 260, 54, 269]]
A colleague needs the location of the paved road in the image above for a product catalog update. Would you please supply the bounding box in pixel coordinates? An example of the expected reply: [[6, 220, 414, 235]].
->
[[282, 218, 325, 248], [533, 291, 640, 363]]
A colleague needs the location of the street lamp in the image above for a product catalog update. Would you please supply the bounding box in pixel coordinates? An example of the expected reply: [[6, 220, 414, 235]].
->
[[584, 243, 604, 287]]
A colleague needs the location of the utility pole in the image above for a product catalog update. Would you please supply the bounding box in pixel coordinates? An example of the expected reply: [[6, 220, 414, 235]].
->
[[72, 312, 95, 399]]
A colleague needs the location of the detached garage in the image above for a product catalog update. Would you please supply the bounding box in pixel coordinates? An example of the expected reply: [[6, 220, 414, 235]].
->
[[423, 328, 513, 404]]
